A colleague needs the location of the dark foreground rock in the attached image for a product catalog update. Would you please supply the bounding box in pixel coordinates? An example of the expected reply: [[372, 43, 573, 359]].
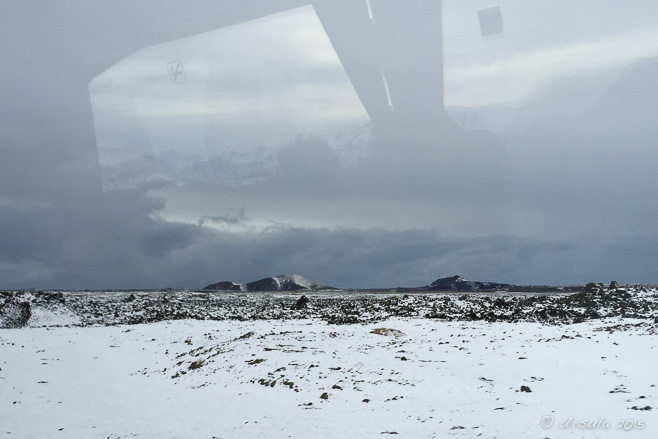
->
[[293, 295, 310, 310], [0, 300, 31, 328]]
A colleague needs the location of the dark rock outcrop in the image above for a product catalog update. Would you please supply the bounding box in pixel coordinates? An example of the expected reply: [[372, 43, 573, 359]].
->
[[0, 300, 31, 328], [203, 281, 244, 291], [293, 295, 309, 309], [425, 275, 510, 291]]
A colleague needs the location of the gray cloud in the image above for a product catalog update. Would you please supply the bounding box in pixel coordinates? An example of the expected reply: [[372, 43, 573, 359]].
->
[[0, 178, 628, 290]]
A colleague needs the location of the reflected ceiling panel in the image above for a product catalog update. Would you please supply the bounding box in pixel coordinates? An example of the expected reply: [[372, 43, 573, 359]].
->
[[90, 5, 370, 190]]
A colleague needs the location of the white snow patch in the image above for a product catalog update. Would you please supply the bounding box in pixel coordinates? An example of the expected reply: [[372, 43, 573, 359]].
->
[[1, 318, 656, 438]]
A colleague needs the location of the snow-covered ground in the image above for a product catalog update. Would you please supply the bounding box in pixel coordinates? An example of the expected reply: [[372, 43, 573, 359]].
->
[[1, 317, 656, 438]]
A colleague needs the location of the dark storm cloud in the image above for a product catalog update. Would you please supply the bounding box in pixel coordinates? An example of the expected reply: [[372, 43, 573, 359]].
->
[[0, 189, 199, 288], [0, 200, 578, 290], [0, 177, 652, 290]]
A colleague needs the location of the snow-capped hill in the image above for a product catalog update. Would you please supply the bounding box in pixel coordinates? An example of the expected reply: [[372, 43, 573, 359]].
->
[[425, 275, 510, 291], [273, 274, 322, 290], [203, 274, 334, 291]]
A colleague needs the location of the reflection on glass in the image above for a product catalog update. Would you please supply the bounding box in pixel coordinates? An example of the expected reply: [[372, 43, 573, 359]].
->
[[90, 5, 369, 190]]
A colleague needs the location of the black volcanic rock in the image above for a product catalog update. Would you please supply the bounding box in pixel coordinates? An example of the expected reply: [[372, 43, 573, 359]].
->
[[203, 281, 244, 291], [246, 277, 284, 291], [204, 274, 334, 291], [4, 283, 658, 328], [294, 295, 310, 309], [425, 275, 510, 291], [0, 300, 31, 328]]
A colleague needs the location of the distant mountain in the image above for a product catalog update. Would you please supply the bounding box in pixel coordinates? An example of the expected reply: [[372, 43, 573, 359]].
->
[[203, 281, 246, 291], [423, 275, 511, 291], [203, 274, 335, 291]]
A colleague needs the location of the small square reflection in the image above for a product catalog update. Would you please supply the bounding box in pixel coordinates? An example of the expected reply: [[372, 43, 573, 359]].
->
[[478, 6, 504, 37]]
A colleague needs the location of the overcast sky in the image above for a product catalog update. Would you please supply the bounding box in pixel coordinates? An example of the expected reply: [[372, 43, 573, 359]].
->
[[2, 1, 658, 289]]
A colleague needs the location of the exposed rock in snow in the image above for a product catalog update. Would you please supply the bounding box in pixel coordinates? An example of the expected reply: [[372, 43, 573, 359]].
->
[[2, 283, 657, 329], [370, 328, 405, 337], [293, 295, 309, 309]]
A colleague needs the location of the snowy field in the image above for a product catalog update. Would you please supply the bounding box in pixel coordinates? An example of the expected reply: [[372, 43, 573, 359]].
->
[[1, 317, 656, 438]]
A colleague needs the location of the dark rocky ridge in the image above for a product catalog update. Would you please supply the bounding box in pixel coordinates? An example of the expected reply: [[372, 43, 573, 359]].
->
[[2, 283, 657, 329], [204, 274, 580, 294], [424, 275, 511, 291], [203, 281, 244, 291], [204, 274, 335, 291]]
